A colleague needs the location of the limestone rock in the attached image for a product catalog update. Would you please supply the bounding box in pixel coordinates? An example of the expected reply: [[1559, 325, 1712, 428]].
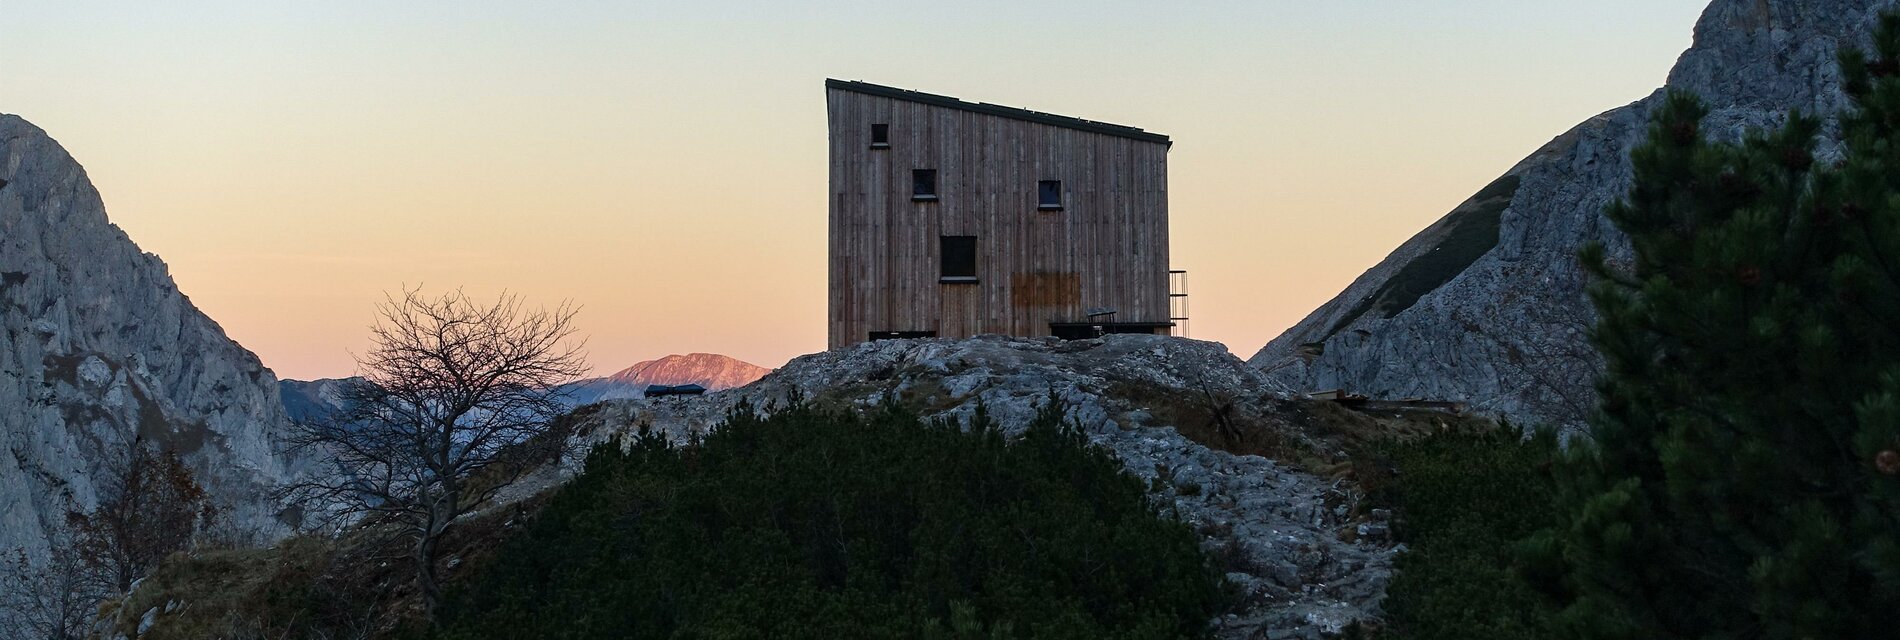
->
[[0, 114, 297, 562], [1250, 0, 1899, 429], [277, 377, 363, 423]]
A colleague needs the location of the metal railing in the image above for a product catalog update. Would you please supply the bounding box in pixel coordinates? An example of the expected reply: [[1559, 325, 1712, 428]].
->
[[1169, 270, 1189, 337]]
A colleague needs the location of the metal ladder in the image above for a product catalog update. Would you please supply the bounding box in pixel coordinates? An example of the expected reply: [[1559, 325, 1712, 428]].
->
[[1169, 270, 1189, 337]]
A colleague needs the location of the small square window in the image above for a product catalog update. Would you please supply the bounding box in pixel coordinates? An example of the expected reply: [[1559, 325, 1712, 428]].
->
[[913, 169, 938, 201], [1038, 180, 1063, 210], [871, 124, 890, 148], [940, 235, 977, 282]]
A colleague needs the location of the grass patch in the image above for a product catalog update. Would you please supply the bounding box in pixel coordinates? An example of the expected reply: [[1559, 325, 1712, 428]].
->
[[1107, 380, 1313, 464], [98, 536, 378, 640], [1325, 174, 1519, 340], [105, 490, 549, 639]]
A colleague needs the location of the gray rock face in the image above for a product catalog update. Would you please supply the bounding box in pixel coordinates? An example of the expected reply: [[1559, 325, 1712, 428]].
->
[[0, 114, 295, 562], [277, 377, 363, 423], [1250, 0, 1897, 429], [567, 335, 1392, 638]]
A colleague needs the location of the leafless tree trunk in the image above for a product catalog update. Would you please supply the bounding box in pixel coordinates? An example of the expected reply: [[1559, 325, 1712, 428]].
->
[[0, 544, 101, 640], [1, 440, 214, 639], [65, 439, 217, 595], [280, 288, 587, 616]]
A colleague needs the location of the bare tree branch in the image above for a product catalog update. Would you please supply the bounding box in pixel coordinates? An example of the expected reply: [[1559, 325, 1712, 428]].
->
[[276, 288, 587, 616]]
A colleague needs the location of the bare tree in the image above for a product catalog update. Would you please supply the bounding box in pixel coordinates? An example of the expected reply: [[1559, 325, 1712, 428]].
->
[[67, 440, 218, 594], [1, 440, 214, 639], [281, 288, 587, 615], [0, 544, 102, 640]]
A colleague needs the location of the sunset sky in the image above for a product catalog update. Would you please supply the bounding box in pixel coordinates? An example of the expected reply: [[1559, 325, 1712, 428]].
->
[[3, 1, 1708, 380]]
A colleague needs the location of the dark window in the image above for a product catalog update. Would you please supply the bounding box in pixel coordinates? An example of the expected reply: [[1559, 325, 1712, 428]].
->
[[1038, 180, 1063, 210], [869, 330, 936, 340], [940, 235, 977, 283], [913, 170, 938, 201], [871, 124, 890, 148]]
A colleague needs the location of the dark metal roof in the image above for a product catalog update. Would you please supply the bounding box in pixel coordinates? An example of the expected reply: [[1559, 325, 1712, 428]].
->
[[826, 79, 1170, 146]]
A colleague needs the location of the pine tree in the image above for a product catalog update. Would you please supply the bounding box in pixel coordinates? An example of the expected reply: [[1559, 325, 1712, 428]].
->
[[1522, 14, 1900, 639]]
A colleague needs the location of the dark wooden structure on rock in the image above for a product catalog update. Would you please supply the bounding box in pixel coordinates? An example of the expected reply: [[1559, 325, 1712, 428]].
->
[[826, 79, 1179, 348]]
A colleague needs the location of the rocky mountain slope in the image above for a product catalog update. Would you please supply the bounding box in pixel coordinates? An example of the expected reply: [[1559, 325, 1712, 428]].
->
[[561, 335, 1432, 638], [279, 354, 770, 424], [277, 377, 364, 423], [1251, 0, 1897, 429], [0, 114, 297, 561], [560, 352, 770, 405]]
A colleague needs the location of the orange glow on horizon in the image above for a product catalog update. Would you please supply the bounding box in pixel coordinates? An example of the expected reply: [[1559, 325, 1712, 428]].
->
[[1, 1, 1710, 379]]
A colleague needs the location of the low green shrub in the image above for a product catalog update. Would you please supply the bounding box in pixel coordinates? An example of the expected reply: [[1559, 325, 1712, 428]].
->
[[431, 399, 1228, 639], [1373, 426, 1560, 640]]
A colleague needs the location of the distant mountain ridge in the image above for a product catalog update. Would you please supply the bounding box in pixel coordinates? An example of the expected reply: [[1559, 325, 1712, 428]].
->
[[277, 377, 364, 423], [601, 353, 771, 390], [563, 353, 770, 406], [281, 354, 772, 419]]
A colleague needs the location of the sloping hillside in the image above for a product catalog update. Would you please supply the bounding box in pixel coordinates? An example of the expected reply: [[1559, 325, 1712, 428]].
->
[[564, 335, 1473, 638], [1252, 0, 1897, 428]]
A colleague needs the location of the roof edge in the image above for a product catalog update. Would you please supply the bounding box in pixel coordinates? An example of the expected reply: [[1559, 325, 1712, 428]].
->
[[826, 79, 1170, 146]]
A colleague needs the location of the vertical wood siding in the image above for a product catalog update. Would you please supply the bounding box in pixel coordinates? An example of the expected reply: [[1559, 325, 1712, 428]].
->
[[827, 87, 1170, 348]]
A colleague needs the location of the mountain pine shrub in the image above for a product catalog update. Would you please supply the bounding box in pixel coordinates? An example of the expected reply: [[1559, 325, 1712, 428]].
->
[[1375, 426, 1560, 640], [1521, 13, 1900, 638], [430, 400, 1227, 639]]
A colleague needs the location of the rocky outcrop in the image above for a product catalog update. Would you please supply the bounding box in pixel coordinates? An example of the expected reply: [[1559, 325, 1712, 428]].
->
[[277, 377, 364, 423], [565, 335, 1394, 638], [0, 114, 296, 561], [561, 353, 770, 405], [1251, 0, 1897, 429]]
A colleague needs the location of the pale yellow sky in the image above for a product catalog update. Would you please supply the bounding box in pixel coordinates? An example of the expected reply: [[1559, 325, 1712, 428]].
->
[[2, 1, 1708, 380]]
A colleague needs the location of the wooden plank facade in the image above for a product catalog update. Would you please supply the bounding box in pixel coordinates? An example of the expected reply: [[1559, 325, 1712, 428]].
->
[[827, 79, 1173, 348]]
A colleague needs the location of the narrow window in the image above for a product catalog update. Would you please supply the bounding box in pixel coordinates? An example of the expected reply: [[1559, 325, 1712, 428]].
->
[[913, 169, 938, 201], [1038, 180, 1063, 210], [871, 124, 890, 148], [940, 235, 977, 283]]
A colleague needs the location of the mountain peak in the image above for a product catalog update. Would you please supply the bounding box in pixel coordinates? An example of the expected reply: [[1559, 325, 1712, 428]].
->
[[1251, 0, 1900, 428], [1, 113, 297, 562], [603, 353, 771, 391]]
